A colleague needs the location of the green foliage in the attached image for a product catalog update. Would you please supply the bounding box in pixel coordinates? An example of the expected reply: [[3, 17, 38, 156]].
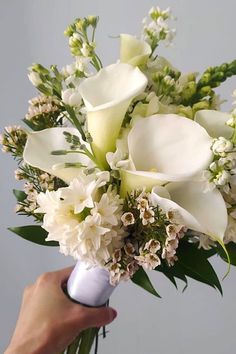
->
[[185, 59, 236, 106], [218, 242, 236, 266], [78, 328, 99, 354], [8, 225, 58, 247], [177, 242, 222, 294], [156, 242, 222, 294], [131, 266, 161, 298], [13, 189, 27, 202]]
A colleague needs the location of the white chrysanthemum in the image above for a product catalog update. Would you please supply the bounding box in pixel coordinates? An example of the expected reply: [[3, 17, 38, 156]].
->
[[59, 171, 109, 214], [36, 175, 125, 266], [91, 186, 123, 226]]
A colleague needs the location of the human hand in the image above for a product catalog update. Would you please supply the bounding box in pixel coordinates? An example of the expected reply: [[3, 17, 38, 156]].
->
[[5, 267, 117, 354]]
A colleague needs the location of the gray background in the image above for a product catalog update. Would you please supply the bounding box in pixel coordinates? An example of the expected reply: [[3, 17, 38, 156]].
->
[[1, 1, 236, 353]]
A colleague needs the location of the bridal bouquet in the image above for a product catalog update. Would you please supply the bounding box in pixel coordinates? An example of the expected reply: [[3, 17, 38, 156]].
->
[[2, 5, 236, 353]]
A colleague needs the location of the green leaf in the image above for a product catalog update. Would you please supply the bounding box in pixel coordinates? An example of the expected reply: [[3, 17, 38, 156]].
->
[[8, 225, 59, 247], [177, 242, 222, 295], [131, 267, 161, 298], [22, 118, 47, 131], [155, 263, 188, 290], [13, 189, 27, 202], [218, 242, 236, 266]]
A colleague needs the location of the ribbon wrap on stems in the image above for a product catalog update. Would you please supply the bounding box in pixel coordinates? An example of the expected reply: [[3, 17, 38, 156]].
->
[[67, 261, 116, 307], [64, 261, 116, 354]]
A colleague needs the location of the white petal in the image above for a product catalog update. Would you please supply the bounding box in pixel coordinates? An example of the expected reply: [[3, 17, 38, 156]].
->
[[120, 34, 151, 66], [23, 127, 91, 183], [150, 186, 203, 232], [79, 63, 148, 168], [194, 110, 233, 139], [120, 169, 167, 197], [128, 114, 213, 178], [166, 181, 228, 241]]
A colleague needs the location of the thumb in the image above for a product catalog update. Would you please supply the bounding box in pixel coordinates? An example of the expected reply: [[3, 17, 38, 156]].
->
[[76, 306, 117, 330]]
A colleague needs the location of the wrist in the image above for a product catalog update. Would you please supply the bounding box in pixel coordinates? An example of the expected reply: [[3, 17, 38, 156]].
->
[[4, 335, 49, 354]]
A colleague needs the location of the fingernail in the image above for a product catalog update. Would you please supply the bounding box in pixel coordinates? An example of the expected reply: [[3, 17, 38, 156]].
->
[[110, 308, 117, 320]]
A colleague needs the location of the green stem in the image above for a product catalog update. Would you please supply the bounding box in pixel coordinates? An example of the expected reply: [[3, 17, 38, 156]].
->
[[64, 104, 86, 141], [78, 328, 99, 354], [65, 334, 82, 354]]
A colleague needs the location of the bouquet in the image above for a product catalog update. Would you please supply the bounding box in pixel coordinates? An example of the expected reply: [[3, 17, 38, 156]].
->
[[2, 5, 236, 353]]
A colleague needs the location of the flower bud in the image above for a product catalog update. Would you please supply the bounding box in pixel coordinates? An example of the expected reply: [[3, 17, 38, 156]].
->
[[28, 72, 42, 87], [62, 88, 82, 107]]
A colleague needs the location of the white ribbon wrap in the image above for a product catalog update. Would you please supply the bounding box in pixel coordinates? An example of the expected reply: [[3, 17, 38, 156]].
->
[[67, 261, 116, 307]]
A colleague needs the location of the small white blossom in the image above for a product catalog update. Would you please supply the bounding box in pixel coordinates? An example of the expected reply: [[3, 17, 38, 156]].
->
[[144, 239, 161, 253], [135, 253, 161, 270], [124, 242, 135, 256], [62, 88, 82, 107], [28, 72, 42, 87], [140, 208, 155, 225], [198, 234, 216, 250], [212, 137, 233, 157], [121, 212, 135, 226], [213, 169, 230, 187]]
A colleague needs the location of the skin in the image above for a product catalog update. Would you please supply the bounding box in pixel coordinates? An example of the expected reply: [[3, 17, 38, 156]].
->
[[4, 267, 117, 354]]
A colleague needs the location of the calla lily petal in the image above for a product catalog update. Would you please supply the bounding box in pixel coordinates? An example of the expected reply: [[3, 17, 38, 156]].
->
[[166, 181, 228, 241], [194, 110, 233, 139], [120, 169, 196, 197], [151, 186, 204, 233], [23, 127, 91, 183], [78, 63, 148, 168], [128, 114, 213, 177], [120, 34, 152, 66]]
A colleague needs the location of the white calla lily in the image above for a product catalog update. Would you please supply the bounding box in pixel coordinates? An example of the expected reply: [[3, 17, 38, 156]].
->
[[166, 181, 228, 241], [194, 110, 233, 139], [151, 181, 228, 242], [23, 127, 92, 183], [121, 114, 213, 195], [78, 63, 148, 168], [120, 34, 152, 66]]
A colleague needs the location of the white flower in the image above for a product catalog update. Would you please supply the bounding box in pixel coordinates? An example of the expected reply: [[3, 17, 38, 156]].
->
[[62, 88, 82, 107], [194, 110, 233, 139], [120, 34, 151, 66], [60, 177, 95, 214], [198, 233, 216, 250], [212, 137, 233, 156], [23, 127, 92, 184], [81, 43, 92, 57], [224, 216, 236, 244], [148, 183, 228, 243], [121, 114, 213, 196], [166, 224, 186, 239], [77, 213, 110, 254], [140, 208, 155, 225], [121, 212, 135, 226], [213, 170, 230, 187], [144, 239, 161, 253], [28, 72, 42, 87], [124, 242, 135, 255], [91, 187, 123, 226], [137, 197, 149, 211], [135, 253, 161, 270], [36, 174, 125, 266], [78, 62, 148, 168], [106, 128, 130, 170]]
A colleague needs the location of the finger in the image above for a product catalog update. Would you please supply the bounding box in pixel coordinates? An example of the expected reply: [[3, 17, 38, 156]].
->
[[54, 266, 75, 285], [75, 306, 117, 330]]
